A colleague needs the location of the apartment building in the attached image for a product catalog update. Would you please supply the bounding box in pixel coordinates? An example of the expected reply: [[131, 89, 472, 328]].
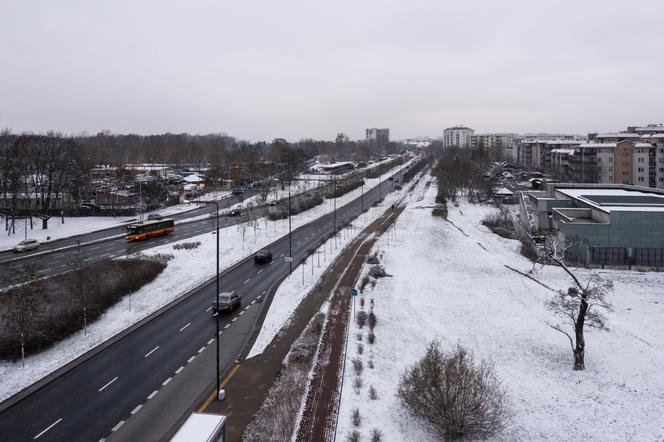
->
[[443, 126, 474, 148], [365, 128, 390, 147], [518, 139, 582, 171], [469, 133, 516, 161]]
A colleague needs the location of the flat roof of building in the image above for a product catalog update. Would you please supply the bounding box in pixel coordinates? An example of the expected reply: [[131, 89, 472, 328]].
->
[[556, 188, 664, 213]]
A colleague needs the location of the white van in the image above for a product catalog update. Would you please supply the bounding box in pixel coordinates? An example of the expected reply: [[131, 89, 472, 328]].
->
[[14, 239, 40, 252]]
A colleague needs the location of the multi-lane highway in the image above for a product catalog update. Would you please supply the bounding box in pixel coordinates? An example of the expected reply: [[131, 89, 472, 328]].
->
[[0, 165, 410, 442]]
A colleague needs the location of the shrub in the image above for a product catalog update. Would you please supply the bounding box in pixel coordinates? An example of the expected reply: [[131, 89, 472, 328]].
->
[[360, 297, 365, 307], [347, 430, 361, 442], [357, 343, 364, 355], [369, 385, 378, 400], [359, 275, 370, 293], [353, 376, 363, 394], [367, 251, 380, 265], [367, 332, 375, 345], [356, 311, 367, 328], [368, 265, 389, 278], [518, 231, 539, 261], [371, 429, 383, 442], [368, 311, 377, 330], [356, 333, 363, 341], [397, 342, 507, 440], [352, 357, 363, 376], [432, 208, 448, 218], [172, 241, 201, 250], [481, 213, 516, 239], [351, 407, 361, 427]]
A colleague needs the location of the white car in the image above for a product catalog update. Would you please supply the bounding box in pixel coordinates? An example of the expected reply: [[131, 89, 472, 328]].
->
[[14, 239, 40, 252]]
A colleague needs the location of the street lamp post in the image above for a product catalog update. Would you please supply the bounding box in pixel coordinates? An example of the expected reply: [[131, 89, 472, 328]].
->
[[288, 179, 292, 274], [193, 199, 221, 400]]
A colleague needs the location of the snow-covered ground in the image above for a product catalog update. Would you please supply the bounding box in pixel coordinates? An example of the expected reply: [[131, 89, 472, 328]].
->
[[0, 161, 414, 403], [335, 180, 664, 441]]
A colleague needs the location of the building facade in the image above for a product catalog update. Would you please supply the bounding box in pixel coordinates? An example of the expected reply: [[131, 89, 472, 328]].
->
[[365, 128, 390, 147], [521, 183, 664, 267], [443, 126, 474, 148], [469, 133, 516, 161]]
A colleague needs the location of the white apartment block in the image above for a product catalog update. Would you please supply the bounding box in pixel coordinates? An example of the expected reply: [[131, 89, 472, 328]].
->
[[443, 126, 474, 148]]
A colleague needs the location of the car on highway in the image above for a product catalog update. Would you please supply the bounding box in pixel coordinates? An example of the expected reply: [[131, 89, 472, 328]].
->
[[14, 238, 40, 252], [254, 249, 273, 264], [212, 291, 241, 313], [147, 213, 164, 220], [227, 208, 241, 216]]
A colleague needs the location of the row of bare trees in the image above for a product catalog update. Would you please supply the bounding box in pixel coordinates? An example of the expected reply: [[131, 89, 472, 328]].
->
[[0, 131, 85, 227]]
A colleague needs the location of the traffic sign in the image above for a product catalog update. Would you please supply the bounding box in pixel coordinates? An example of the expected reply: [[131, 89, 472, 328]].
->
[[351, 288, 358, 297], [284, 256, 293, 262]]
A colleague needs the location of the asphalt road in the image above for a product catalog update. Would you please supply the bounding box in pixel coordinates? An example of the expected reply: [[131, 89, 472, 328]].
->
[[0, 167, 409, 442]]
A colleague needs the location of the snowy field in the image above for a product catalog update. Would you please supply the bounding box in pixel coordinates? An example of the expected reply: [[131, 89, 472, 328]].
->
[[0, 161, 413, 403], [335, 180, 664, 441]]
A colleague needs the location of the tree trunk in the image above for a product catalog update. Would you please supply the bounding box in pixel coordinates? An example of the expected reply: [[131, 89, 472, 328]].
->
[[42, 218, 48, 230], [574, 298, 588, 370]]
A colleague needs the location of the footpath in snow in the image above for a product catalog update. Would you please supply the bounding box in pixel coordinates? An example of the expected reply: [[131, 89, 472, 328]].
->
[[0, 160, 413, 403], [335, 179, 664, 441]]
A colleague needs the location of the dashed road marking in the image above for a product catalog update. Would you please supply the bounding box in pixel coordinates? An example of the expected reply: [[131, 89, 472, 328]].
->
[[251, 300, 256, 305], [206, 306, 213, 312], [147, 390, 158, 400], [98, 376, 118, 392], [239, 310, 244, 316], [207, 338, 214, 345], [175, 366, 184, 374], [243, 278, 250, 285], [232, 317, 238, 322], [257, 269, 263, 275], [162, 377, 172, 386], [187, 356, 196, 363], [179, 322, 191, 332], [144, 346, 159, 358], [34, 418, 63, 439], [111, 420, 125, 432], [198, 346, 206, 353], [224, 324, 230, 329], [131, 404, 143, 415]]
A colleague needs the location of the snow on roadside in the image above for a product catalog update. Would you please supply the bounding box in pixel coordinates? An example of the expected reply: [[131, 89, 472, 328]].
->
[[335, 180, 664, 441], [0, 161, 415, 403]]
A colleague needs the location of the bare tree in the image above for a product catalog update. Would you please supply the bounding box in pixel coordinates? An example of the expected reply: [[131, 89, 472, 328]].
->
[[67, 253, 98, 336], [543, 237, 613, 370], [1, 263, 41, 366]]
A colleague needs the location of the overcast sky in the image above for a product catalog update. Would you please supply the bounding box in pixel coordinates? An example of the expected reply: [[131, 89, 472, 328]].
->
[[1, 0, 663, 141]]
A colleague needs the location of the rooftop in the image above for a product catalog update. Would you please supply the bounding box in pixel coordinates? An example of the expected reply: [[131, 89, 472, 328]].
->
[[556, 187, 664, 213]]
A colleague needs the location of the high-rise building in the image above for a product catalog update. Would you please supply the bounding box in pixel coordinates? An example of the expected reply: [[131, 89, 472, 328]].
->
[[469, 133, 516, 161], [365, 128, 389, 147], [442, 126, 474, 148]]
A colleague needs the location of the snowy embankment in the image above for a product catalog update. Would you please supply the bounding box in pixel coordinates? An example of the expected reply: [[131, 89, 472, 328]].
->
[[335, 181, 664, 441], [0, 161, 412, 403]]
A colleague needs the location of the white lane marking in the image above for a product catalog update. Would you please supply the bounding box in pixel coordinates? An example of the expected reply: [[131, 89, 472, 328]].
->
[[279, 253, 285, 258], [179, 322, 191, 332], [206, 306, 213, 312], [144, 346, 159, 358], [187, 356, 196, 363], [207, 338, 214, 345], [198, 346, 205, 354], [34, 418, 63, 439], [100, 253, 111, 258], [111, 420, 125, 432], [244, 305, 250, 310], [131, 404, 143, 414], [262, 290, 267, 294], [98, 376, 118, 392], [175, 366, 184, 374], [243, 278, 250, 285], [251, 300, 256, 305], [257, 269, 264, 275], [257, 295, 262, 300], [224, 324, 230, 329], [84, 257, 94, 261], [162, 377, 172, 386], [147, 390, 158, 400], [232, 317, 238, 322], [270, 260, 276, 265], [239, 310, 245, 316], [91, 246, 101, 250], [38, 268, 52, 273]]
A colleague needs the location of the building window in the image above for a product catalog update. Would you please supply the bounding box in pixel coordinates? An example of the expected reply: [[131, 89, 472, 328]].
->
[[608, 167, 613, 172], [609, 157, 613, 163], [638, 157, 645, 163], [638, 167, 644, 172], [638, 177, 644, 182]]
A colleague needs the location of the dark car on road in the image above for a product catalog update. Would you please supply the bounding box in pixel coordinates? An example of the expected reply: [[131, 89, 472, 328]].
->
[[211, 292, 241, 313], [254, 249, 272, 264], [227, 208, 241, 216]]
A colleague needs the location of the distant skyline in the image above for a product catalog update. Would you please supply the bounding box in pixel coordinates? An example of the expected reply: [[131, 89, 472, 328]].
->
[[1, 0, 663, 142]]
